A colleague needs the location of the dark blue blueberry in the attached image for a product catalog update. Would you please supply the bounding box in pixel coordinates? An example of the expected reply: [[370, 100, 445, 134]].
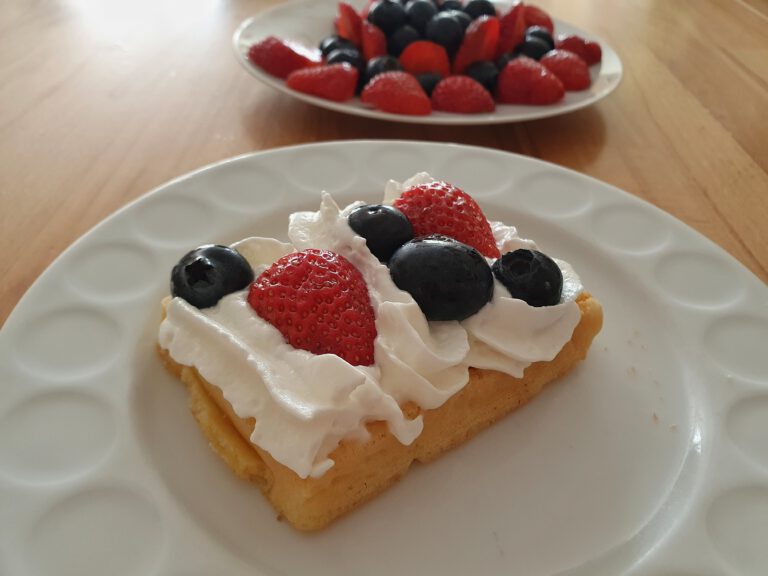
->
[[388, 235, 494, 321], [405, 0, 438, 35], [388, 24, 421, 56], [443, 8, 472, 31], [368, 0, 408, 36], [465, 60, 498, 92], [492, 249, 563, 307], [439, 0, 463, 11], [426, 12, 464, 55], [348, 204, 414, 262], [326, 47, 364, 72], [171, 245, 254, 309], [525, 25, 554, 50], [363, 55, 403, 87], [416, 72, 443, 96], [513, 36, 551, 60], [496, 51, 519, 69], [463, 0, 497, 19], [319, 35, 356, 58]]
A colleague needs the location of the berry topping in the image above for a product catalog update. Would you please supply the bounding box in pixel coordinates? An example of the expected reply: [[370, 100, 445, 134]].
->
[[453, 15, 500, 73], [496, 56, 564, 105], [248, 250, 377, 365], [426, 12, 465, 56], [431, 75, 495, 114], [389, 235, 494, 321], [540, 49, 591, 90], [363, 55, 403, 85], [443, 9, 472, 31], [248, 36, 320, 79], [348, 204, 414, 262], [465, 60, 499, 92], [555, 34, 602, 65], [399, 40, 451, 77], [326, 47, 365, 72], [361, 71, 432, 115], [367, 0, 408, 36], [286, 63, 359, 102], [335, 2, 363, 46], [361, 21, 388, 61], [464, 0, 497, 20], [416, 72, 443, 96], [171, 245, 254, 309], [525, 25, 554, 50], [497, 3, 527, 57], [513, 36, 551, 60], [405, 0, 438, 35], [319, 35, 356, 58], [523, 5, 554, 34], [439, 0, 463, 12], [388, 24, 421, 56], [393, 180, 500, 258], [492, 249, 563, 307]]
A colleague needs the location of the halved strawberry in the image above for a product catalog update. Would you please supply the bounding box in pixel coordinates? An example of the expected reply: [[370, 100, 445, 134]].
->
[[496, 57, 564, 105], [497, 3, 527, 58], [399, 41, 451, 78], [555, 34, 602, 65], [540, 49, 591, 91], [453, 16, 500, 74], [361, 71, 432, 115], [286, 63, 359, 101], [523, 5, 554, 34], [335, 2, 362, 47], [248, 36, 320, 79], [361, 21, 387, 61], [431, 76, 495, 114]]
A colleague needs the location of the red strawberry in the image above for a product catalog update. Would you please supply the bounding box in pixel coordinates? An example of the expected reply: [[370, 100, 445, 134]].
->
[[555, 34, 602, 65], [540, 49, 591, 91], [361, 71, 432, 115], [453, 16, 500, 74], [431, 76, 495, 114], [360, 0, 377, 19], [393, 181, 500, 258], [497, 3, 526, 58], [335, 2, 363, 47], [496, 56, 564, 105], [248, 250, 377, 366], [399, 41, 451, 78], [247, 36, 320, 79], [523, 5, 554, 34], [286, 63, 359, 102], [361, 21, 387, 61]]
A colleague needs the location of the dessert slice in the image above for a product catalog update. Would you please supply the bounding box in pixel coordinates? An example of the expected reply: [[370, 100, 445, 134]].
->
[[158, 175, 603, 531]]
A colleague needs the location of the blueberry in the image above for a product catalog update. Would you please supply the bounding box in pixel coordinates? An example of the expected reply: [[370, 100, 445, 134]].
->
[[443, 9, 472, 31], [416, 72, 442, 95], [348, 204, 414, 263], [405, 0, 438, 35], [463, 0, 497, 19], [426, 12, 464, 55], [363, 55, 403, 87], [513, 37, 551, 60], [492, 249, 563, 307], [388, 24, 421, 56], [319, 35, 356, 58], [465, 60, 498, 92], [171, 245, 254, 309], [326, 47, 364, 72], [389, 235, 494, 321], [496, 51, 518, 69], [368, 0, 408, 36], [525, 25, 554, 50], [439, 0, 463, 11]]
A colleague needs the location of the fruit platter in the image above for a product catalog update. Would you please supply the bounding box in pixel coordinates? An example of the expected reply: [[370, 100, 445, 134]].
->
[[233, 0, 622, 124]]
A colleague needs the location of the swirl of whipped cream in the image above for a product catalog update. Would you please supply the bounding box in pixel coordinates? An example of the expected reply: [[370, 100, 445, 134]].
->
[[159, 174, 583, 478]]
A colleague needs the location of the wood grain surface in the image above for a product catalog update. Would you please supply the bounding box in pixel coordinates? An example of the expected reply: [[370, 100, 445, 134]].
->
[[1, 0, 766, 325]]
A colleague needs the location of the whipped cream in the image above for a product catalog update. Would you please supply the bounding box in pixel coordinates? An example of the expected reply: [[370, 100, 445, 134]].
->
[[159, 173, 583, 479]]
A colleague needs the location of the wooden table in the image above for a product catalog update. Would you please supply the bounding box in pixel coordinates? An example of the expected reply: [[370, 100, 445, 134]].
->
[[1, 0, 766, 325]]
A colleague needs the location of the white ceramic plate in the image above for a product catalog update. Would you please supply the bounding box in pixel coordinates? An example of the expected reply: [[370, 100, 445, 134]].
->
[[233, 0, 623, 125], [2, 141, 767, 576]]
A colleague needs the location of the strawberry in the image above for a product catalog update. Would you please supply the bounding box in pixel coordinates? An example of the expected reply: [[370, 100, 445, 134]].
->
[[523, 5, 554, 34], [453, 16, 500, 74], [555, 34, 602, 65], [497, 3, 527, 58], [539, 49, 591, 91], [286, 63, 359, 102], [248, 249, 377, 366], [393, 181, 500, 258], [496, 56, 564, 105], [335, 2, 363, 47], [361, 21, 387, 61], [399, 41, 451, 78], [247, 36, 320, 79], [361, 71, 432, 115], [360, 0, 377, 19], [431, 76, 495, 114]]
